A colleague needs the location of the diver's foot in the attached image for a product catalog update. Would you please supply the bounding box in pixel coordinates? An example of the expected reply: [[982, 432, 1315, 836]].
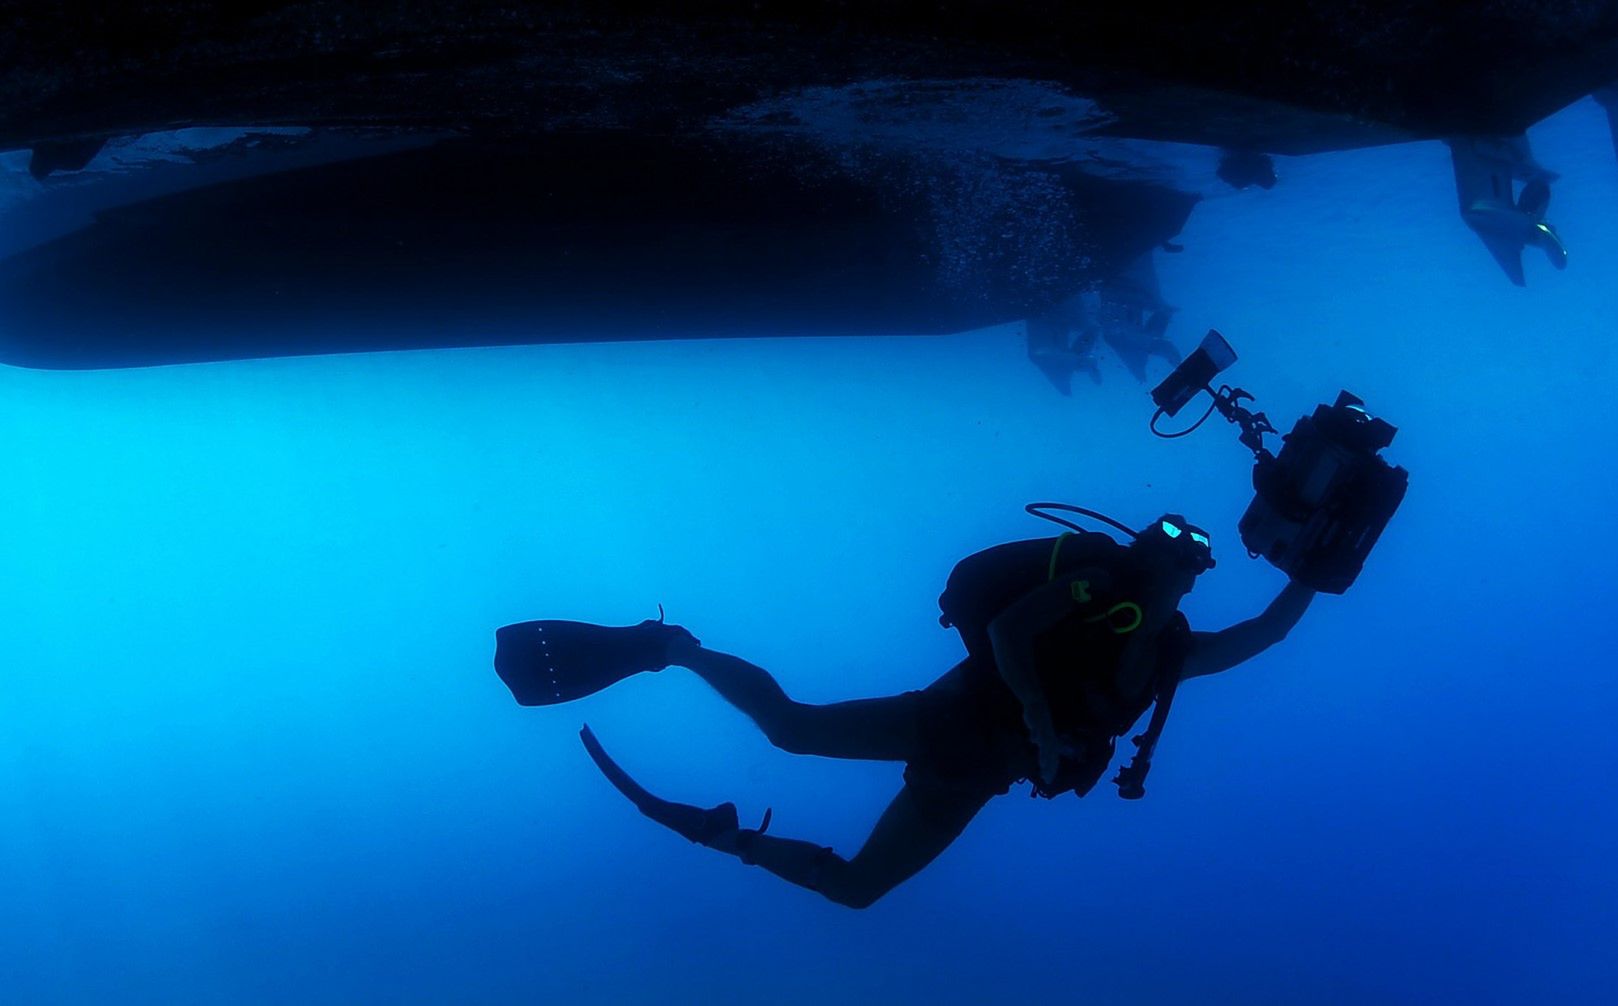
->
[[627, 616, 701, 672], [643, 798, 779, 860], [660, 799, 742, 845], [681, 806, 775, 862]]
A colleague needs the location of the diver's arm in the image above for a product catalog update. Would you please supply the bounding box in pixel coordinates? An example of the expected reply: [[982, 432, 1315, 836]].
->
[[1181, 580, 1316, 680], [987, 576, 1083, 783]]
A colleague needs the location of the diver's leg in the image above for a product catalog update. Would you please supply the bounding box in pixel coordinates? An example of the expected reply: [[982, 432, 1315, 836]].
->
[[714, 782, 990, 909], [674, 644, 922, 761]]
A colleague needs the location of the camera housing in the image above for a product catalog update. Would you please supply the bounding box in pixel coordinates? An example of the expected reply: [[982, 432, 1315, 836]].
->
[[1149, 332, 1408, 593], [1238, 392, 1408, 593]]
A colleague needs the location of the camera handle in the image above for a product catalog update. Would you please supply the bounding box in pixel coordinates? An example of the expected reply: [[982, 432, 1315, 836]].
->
[[1208, 385, 1276, 460]]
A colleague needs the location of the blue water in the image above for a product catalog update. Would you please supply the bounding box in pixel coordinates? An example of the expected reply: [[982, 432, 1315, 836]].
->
[[3, 100, 1616, 1004]]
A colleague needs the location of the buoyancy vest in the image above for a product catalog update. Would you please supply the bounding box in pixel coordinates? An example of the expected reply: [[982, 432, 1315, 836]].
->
[[938, 531, 1191, 799]]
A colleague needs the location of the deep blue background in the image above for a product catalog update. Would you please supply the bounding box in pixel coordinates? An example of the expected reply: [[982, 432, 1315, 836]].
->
[[2, 101, 1614, 1004]]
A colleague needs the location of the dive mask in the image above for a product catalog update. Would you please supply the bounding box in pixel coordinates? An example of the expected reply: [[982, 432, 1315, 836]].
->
[[1147, 513, 1216, 573]]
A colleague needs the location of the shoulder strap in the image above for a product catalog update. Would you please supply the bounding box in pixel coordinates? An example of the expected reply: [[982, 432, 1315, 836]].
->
[[1046, 532, 1074, 581]]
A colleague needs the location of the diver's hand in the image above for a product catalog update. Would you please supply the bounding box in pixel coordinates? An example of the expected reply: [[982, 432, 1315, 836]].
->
[[1022, 702, 1062, 785], [1035, 734, 1061, 788]]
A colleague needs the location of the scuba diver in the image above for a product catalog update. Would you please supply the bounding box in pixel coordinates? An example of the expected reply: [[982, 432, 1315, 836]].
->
[[1026, 253, 1182, 394], [494, 509, 1317, 908]]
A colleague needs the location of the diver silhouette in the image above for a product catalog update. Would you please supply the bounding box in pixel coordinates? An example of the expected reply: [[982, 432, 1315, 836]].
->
[[496, 514, 1316, 908], [1026, 253, 1182, 395]]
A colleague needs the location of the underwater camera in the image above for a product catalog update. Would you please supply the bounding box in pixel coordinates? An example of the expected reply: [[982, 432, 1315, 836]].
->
[[1149, 330, 1408, 593]]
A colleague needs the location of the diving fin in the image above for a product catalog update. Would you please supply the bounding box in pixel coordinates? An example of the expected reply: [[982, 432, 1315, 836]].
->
[[494, 615, 691, 706], [580, 724, 770, 845]]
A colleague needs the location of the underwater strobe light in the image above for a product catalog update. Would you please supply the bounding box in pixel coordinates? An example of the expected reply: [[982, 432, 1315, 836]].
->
[[1149, 330, 1409, 593]]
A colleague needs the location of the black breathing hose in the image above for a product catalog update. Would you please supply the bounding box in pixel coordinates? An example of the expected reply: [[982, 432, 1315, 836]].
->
[[1025, 502, 1141, 539]]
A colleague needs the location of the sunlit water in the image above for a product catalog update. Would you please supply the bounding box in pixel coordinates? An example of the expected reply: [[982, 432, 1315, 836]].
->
[[1, 99, 1614, 1004]]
